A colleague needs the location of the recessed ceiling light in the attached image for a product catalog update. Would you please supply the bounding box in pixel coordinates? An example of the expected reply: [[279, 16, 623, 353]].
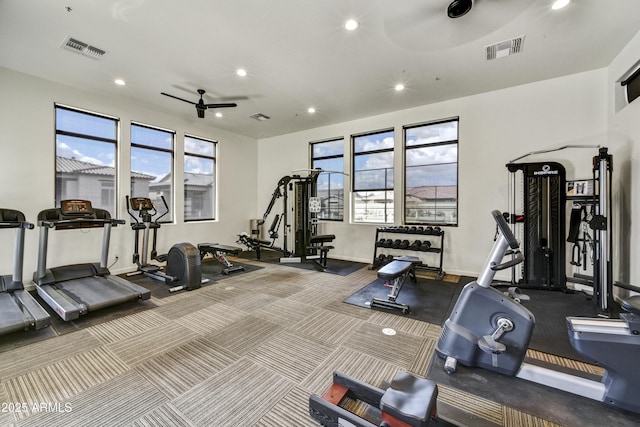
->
[[345, 19, 359, 31], [551, 0, 570, 10], [395, 83, 405, 91], [236, 68, 247, 77], [308, 107, 316, 114], [114, 79, 126, 86], [215, 112, 223, 118]]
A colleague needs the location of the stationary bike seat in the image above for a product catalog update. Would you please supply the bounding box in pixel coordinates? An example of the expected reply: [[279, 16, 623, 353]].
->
[[621, 295, 640, 315]]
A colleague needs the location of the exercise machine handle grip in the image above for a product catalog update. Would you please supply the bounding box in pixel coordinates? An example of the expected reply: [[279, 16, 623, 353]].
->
[[491, 251, 524, 271], [492, 210, 519, 249]]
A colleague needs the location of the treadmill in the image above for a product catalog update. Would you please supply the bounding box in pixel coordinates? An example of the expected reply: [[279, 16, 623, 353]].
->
[[0, 209, 51, 335], [34, 200, 151, 321]]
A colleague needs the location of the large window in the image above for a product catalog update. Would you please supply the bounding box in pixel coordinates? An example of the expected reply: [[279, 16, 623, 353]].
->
[[404, 118, 458, 225], [184, 135, 216, 221], [130, 123, 175, 220], [311, 138, 344, 221], [55, 105, 118, 213], [352, 129, 395, 223]]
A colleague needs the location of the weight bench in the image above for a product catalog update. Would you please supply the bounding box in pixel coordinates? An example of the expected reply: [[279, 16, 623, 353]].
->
[[198, 243, 245, 275], [371, 255, 421, 314], [307, 234, 335, 270]]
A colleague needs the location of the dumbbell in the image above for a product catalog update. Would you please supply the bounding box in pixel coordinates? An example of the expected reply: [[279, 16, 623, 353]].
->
[[376, 254, 387, 267], [382, 239, 393, 248], [375, 239, 386, 247], [385, 255, 395, 264], [409, 240, 422, 251], [425, 226, 434, 235], [391, 239, 402, 249], [399, 239, 410, 249], [420, 241, 432, 251], [433, 226, 442, 235]]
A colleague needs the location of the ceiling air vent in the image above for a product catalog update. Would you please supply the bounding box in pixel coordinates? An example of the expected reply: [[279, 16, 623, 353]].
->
[[486, 35, 525, 61], [249, 113, 271, 121], [61, 37, 107, 60]]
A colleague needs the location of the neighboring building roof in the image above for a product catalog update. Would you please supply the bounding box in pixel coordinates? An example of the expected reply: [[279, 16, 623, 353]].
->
[[149, 172, 214, 189], [406, 185, 457, 200], [56, 156, 155, 180]]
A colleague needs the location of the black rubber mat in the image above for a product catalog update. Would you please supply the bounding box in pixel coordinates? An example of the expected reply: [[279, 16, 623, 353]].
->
[[344, 276, 467, 325], [507, 287, 618, 362], [125, 260, 262, 299], [238, 249, 368, 276], [427, 353, 640, 427]]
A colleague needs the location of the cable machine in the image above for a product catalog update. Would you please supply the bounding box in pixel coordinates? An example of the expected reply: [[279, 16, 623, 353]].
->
[[238, 169, 336, 269], [506, 145, 614, 316]]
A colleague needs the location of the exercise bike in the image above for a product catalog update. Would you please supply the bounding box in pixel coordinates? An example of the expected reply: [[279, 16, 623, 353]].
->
[[436, 210, 640, 415], [126, 195, 202, 292]]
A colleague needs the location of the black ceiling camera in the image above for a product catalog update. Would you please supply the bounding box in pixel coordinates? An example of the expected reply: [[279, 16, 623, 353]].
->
[[448, 0, 473, 18]]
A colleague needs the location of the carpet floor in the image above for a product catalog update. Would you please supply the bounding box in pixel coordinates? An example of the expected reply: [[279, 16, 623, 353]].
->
[[2, 259, 638, 427]]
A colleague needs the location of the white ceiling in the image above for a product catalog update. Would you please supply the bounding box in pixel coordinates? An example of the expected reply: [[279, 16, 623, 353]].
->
[[1, 0, 640, 139]]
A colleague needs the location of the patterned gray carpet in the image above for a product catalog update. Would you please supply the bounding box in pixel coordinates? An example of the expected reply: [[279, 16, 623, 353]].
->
[[1, 258, 621, 427]]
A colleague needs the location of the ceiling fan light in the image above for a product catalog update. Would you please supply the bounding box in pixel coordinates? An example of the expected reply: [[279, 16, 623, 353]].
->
[[447, 0, 473, 19]]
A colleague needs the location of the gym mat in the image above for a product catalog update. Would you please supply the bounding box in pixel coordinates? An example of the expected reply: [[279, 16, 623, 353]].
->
[[238, 249, 368, 276], [343, 276, 467, 325], [426, 353, 640, 427], [504, 287, 617, 362], [124, 260, 262, 299]]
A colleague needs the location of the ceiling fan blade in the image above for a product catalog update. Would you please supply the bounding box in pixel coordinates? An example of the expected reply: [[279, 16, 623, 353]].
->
[[204, 103, 237, 109], [161, 92, 196, 105]]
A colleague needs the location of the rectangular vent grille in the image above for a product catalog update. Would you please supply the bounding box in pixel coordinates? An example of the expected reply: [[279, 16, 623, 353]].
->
[[61, 37, 107, 60], [486, 35, 525, 60], [249, 113, 271, 121]]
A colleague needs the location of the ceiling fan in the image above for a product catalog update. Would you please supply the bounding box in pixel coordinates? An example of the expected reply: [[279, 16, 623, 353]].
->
[[160, 89, 237, 118], [382, 0, 535, 51]]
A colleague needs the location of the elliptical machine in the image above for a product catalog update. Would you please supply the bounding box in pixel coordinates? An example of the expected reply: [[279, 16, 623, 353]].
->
[[436, 210, 640, 415], [126, 196, 202, 292]]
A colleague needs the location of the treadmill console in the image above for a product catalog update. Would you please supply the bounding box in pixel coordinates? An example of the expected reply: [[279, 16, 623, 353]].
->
[[130, 197, 154, 212], [60, 200, 94, 216]]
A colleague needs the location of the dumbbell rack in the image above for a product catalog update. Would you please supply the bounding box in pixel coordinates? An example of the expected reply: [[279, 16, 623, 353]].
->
[[370, 226, 445, 280]]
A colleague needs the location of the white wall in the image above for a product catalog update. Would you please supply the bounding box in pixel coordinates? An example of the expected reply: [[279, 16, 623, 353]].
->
[[0, 67, 258, 285], [607, 29, 640, 290], [258, 69, 615, 279]]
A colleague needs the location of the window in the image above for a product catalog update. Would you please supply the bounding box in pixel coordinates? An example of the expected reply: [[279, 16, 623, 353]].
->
[[184, 135, 216, 221], [130, 123, 175, 220], [55, 105, 118, 213], [622, 64, 640, 104], [311, 138, 344, 221], [352, 129, 395, 223], [404, 118, 458, 225]]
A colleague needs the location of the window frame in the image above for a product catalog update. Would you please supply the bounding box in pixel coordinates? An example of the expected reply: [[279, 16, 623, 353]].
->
[[54, 104, 119, 212], [403, 117, 459, 226], [351, 128, 395, 224], [184, 134, 217, 222], [310, 137, 345, 222], [130, 121, 176, 223]]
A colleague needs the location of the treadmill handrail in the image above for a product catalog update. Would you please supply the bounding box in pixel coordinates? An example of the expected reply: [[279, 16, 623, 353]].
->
[[40, 218, 124, 229], [0, 221, 33, 230]]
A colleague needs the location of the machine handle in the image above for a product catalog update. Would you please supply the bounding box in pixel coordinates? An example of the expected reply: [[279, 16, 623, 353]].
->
[[492, 210, 519, 249], [0, 221, 34, 230], [40, 218, 112, 228], [111, 218, 126, 226], [491, 251, 524, 271]]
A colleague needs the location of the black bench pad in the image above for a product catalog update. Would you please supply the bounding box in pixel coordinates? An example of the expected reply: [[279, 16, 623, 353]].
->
[[198, 243, 242, 254], [310, 234, 336, 244], [378, 260, 413, 280]]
